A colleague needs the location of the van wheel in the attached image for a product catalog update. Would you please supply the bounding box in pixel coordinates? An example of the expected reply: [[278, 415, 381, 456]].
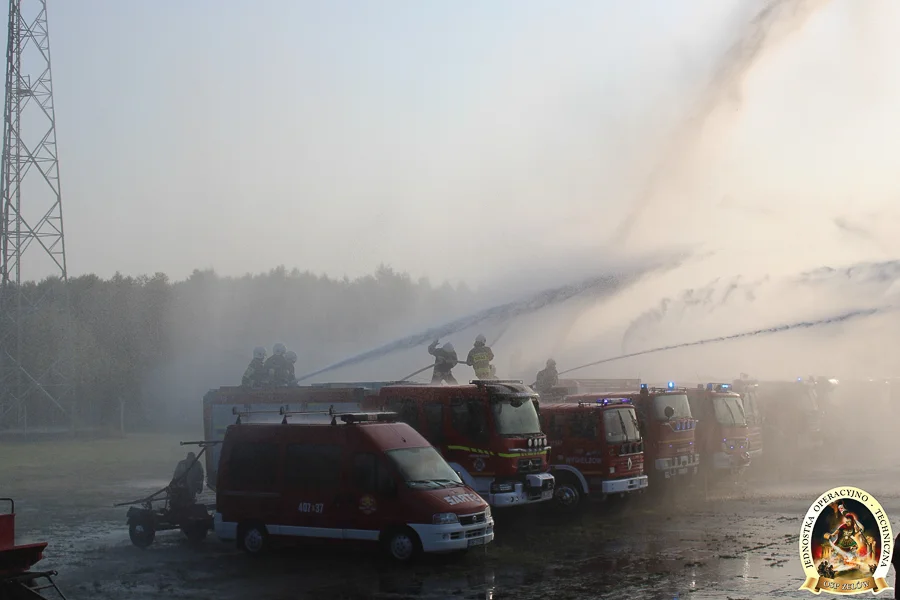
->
[[383, 527, 422, 563], [553, 475, 582, 511], [237, 522, 268, 556]]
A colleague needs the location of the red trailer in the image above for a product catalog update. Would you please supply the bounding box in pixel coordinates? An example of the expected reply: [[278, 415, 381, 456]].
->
[[0, 498, 67, 599]]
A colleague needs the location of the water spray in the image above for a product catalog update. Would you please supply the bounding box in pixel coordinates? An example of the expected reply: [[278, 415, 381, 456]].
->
[[296, 257, 680, 383], [558, 305, 893, 376]]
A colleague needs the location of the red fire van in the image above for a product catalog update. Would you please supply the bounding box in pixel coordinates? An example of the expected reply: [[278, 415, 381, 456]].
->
[[214, 412, 494, 562]]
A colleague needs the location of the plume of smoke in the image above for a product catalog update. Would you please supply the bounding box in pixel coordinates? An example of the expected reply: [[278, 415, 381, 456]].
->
[[613, 0, 831, 244]]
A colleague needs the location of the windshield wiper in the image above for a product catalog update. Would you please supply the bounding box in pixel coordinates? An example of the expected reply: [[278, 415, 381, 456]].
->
[[432, 478, 462, 487]]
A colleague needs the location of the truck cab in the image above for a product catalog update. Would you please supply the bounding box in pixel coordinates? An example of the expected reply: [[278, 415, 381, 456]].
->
[[685, 383, 751, 475], [214, 412, 494, 562], [368, 380, 555, 508], [541, 396, 648, 510], [629, 383, 700, 483]]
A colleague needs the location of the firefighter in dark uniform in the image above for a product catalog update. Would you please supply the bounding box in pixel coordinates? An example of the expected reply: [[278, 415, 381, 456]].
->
[[242, 347, 268, 387], [534, 358, 559, 394], [264, 343, 288, 385], [466, 334, 495, 380], [428, 340, 458, 384], [170, 451, 204, 508]]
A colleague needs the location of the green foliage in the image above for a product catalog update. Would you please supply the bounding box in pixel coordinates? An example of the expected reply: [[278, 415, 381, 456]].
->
[[10, 265, 469, 429]]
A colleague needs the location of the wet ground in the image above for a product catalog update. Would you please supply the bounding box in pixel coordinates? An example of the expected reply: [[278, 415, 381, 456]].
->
[[3, 433, 900, 600]]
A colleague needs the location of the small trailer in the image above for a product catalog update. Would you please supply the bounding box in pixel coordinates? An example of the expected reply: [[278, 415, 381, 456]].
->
[[116, 441, 218, 548], [0, 498, 68, 599]]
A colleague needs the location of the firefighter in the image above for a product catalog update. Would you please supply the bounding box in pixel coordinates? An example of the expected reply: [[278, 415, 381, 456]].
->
[[534, 358, 559, 394], [171, 451, 204, 505], [283, 350, 298, 385], [427, 340, 458, 385], [264, 343, 288, 385], [466, 334, 495, 380], [241, 347, 268, 387]]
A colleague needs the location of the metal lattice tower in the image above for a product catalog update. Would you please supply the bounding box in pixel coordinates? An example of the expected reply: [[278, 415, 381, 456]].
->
[[0, 0, 71, 431]]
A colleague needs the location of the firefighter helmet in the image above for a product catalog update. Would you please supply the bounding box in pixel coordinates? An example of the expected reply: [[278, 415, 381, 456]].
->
[[442, 342, 455, 353], [475, 334, 486, 345], [285, 350, 297, 363], [547, 358, 556, 368], [273, 343, 286, 356], [253, 347, 266, 360]]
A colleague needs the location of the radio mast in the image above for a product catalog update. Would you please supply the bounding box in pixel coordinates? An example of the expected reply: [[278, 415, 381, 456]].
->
[[0, 0, 72, 432]]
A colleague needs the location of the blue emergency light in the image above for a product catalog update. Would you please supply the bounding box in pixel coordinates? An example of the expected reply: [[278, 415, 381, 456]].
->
[[667, 381, 675, 390], [640, 383, 648, 390]]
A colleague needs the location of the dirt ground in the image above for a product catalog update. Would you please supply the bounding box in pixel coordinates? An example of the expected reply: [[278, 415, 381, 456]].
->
[[3, 433, 899, 600]]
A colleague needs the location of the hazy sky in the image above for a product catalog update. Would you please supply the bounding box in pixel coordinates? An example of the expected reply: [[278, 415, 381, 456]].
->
[[22, 0, 900, 285]]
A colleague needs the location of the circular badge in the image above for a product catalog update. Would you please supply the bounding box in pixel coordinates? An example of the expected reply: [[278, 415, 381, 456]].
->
[[473, 457, 486, 472], [798, 486, 894, 596]]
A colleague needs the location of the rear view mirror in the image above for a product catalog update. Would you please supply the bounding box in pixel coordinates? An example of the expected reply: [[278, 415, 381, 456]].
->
[[664, 406, 675, 420]]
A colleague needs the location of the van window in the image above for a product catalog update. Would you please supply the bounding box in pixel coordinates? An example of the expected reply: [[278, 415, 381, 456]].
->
[[450, 398, 488, 441], [423, 402, 444, 443], [227, 441, 278, 490], [352, 452, 395, 494], [284, 444, 342, 489]]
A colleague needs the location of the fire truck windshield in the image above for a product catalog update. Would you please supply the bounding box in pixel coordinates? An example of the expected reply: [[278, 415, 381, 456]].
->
[[652, 394, 692, 420], [491, 396, 542, 436], [603, 407, 641, 443], [386, 446, 463, 489], [713, 396, 747, 426]]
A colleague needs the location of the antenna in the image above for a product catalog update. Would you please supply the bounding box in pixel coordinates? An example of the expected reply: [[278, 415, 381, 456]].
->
[[0, 0, 72, 432]]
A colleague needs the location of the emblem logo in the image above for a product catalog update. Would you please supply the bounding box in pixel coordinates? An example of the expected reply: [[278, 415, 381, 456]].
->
[[627, 457, 633, 470], [359, 494, 377, 515], [799, 486, 893, 595], [473, 457, 486, 472]]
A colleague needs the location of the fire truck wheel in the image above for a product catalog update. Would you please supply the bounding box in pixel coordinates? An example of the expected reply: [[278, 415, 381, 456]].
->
[[553, 475, 582, 511], [382, 527, 422, 563], [238, 522, 269, 556], [129, 518, 155, 548]]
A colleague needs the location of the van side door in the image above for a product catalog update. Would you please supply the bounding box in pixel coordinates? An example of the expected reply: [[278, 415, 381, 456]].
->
[[279, 441, 345, 540], [340, 451, 400, 541]]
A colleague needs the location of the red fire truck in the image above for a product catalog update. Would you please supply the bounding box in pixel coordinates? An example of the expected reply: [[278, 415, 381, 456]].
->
[[543, 379, 699, 486], [540, 396, 648, 510], [629, 383, 700, 484], [685, 383, 751, 476], [366, 380, 556, 508], [214, 412, 494, 562]]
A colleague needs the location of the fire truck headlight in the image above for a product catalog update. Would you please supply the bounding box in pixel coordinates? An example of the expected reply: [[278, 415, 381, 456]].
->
[[433, 513, 460, 525], [483, 506, 492, 521], [528, 438, 534, 447]]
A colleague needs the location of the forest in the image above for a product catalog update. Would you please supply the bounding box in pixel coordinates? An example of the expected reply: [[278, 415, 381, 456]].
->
[[0, 265, 476, 432]]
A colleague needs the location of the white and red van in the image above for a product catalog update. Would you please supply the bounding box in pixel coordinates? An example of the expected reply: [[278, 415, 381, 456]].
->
[[213, 412, 494, 562]]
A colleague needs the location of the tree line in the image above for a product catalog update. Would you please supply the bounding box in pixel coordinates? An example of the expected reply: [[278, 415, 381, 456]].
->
[[1, 265, 476, 431]]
